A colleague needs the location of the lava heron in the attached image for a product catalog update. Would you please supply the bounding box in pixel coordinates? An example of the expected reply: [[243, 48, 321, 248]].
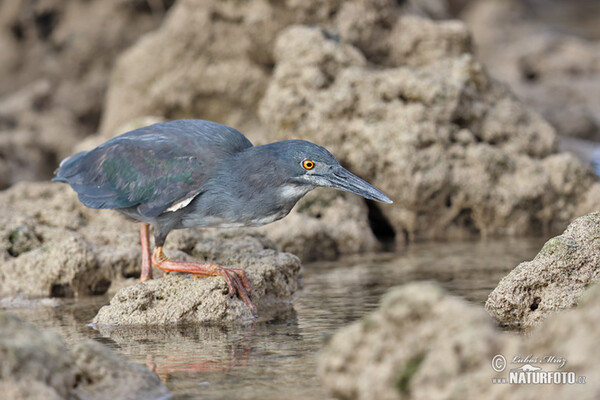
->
[[53, 119, 392, 314]]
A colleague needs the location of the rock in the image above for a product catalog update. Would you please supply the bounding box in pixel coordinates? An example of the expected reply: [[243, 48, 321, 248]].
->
[[319, 282, 600, 400], [386, 15, 472, 67], [0, 312, 75, 399], [99, 0, 399, 139], [575, 182, 600, 217], [96, 0, 395, 258], [258, 189, 383, 262], [71, 340, 170, 400], [0, 182, 138, 298], [93, 233, 301, 325], [485, 212, 600, 330], [0, 233, 105, 298], [100, 1, 600, 251], [0, 181, 301, 321], [0, 0, 172, 187], [100, 0, 272, 138], [0, 81, 61, 188], [319, 282, 503, 400], [334, 0, 397, 64], [0, 311, 169, 400], [259, 22, 597, 243], [461, 0, 600, 141]]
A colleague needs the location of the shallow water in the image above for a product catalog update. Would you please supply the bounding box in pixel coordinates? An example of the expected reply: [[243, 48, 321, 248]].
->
[[4, 237, 546, 400]]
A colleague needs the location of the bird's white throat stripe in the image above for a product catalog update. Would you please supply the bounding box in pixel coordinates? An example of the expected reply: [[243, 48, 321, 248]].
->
[[279, 184, 311, 200], [166, 193, 199, 212]]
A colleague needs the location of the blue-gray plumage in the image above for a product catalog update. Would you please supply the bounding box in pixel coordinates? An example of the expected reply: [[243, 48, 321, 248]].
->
[[53, 119, 392, 314]]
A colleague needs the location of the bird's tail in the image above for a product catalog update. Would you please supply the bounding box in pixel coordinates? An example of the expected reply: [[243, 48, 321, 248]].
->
[[52, 151, 89, 183]]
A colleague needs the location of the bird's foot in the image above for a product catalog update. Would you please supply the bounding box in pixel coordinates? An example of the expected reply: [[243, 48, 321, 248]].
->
[[151, 246, 256, 315]]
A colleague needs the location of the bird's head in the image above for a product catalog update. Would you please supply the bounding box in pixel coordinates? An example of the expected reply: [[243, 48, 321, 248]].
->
[[261, 140, 392, 204]]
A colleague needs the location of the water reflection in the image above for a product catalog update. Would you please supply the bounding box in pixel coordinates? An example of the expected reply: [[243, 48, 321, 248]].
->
[[1, 237, 547, 400]]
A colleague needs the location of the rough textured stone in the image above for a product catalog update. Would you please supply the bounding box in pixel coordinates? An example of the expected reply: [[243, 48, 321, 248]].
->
[[0, 182, 138, 298], [485, 212, 600, 330], [97, 1, 600, 250], [0, 0, 172, 188], [100, 0, 325, 138], [0, 181, 302, 325], [93, 235, 301, 325], [462, 0, 600, 141], [258, 189, 382, 262], [320, 282, 600, 400], [319, 282, 503, 400], [0, 233, 103, 298], [71, 339, 170, 400], [259, 22, 597, 243], [91, 0, 396, 259], [0, 312, 170, 400], [99, 0, 413, 139], [386, 15, 472, 67]]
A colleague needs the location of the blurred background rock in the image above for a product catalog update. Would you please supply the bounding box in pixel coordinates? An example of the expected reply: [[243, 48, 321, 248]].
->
[[1, 0, 599, 260]]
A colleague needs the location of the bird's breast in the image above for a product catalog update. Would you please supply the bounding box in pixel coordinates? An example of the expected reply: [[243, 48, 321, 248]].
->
[[182, 211, 287, 228], [179, 182, 313, 229]]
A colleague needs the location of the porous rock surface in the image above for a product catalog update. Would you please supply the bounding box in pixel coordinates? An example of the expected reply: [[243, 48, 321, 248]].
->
[[96, 0, 406, 257], [0, 0, 171, 188], [319, 282, 503, 400], [0, 311, 170, 400], [100, 0, 600, 248], [257, 189, 382, 262], [0, 182, 301, 324], [462, 0, 600, 141], [99, 0, 398, 138], [260, 22, 597, 243], [485, 212, 600, 330], [0, 182, 140, 298], [319, 281, 600, 400], [93, 234, 301, 325]]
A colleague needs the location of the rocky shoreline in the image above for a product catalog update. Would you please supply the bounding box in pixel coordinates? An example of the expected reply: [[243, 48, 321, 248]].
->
[[1, 0, 599, 399]]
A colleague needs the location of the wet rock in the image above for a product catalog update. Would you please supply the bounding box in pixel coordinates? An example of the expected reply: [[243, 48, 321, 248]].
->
[[319, 282, 600, 400], [93, 234, 301, 325], [485, 212, 600, 330], [71, 339, 170, 400], [0, 313, 75, 399], [260, 22, 597, 243], [0, 312, 169, 400], [319, 282, 506, 400]]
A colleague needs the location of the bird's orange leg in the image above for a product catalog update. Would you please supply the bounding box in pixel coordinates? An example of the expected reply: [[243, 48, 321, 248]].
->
[[151, 246, 256, 315], [140, 223, 153, 282]]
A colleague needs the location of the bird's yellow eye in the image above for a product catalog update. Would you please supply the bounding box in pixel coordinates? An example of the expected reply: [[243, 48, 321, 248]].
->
[[302, 160, 315, 170]]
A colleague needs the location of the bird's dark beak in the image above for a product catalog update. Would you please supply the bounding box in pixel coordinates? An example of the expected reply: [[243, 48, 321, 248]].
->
[[324, 166, 393, 204]]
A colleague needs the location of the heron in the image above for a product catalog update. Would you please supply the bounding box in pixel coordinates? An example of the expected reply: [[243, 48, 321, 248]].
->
[[53, 119, 392, 314]]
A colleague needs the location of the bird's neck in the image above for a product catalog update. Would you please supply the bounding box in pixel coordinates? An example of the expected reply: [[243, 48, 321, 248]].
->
[[189, 146, 312, 227]]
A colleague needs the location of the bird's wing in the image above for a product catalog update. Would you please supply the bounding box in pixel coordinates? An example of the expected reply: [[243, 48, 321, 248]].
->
[[53, 120, 253, 218]]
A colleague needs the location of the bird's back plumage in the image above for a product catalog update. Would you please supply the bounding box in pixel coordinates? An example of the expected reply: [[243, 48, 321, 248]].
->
[[53, 120, 253, 218]]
